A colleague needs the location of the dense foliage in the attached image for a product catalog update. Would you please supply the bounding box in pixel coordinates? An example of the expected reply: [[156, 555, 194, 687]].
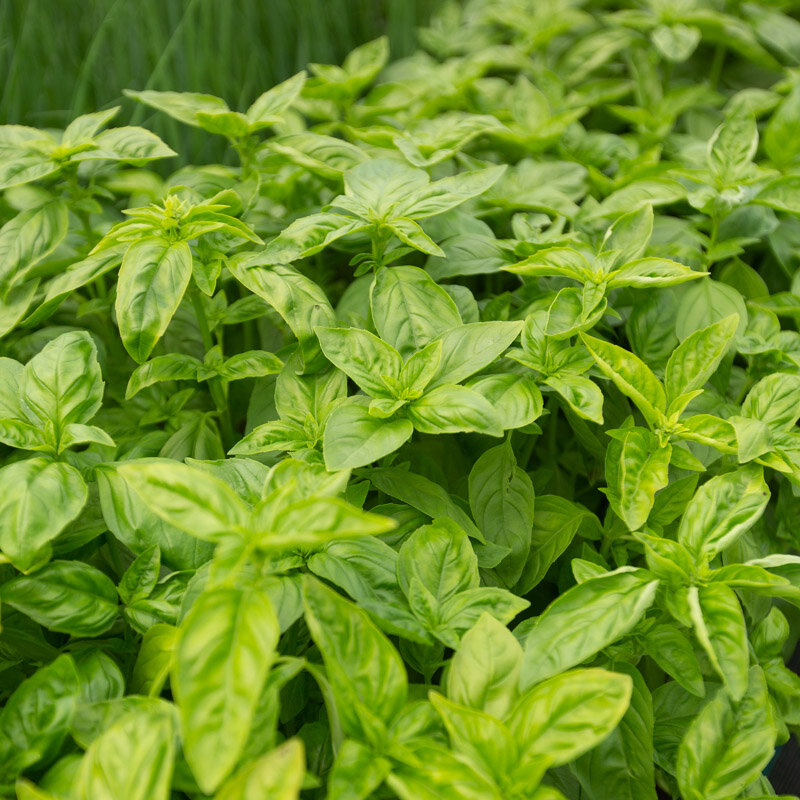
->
[[2, 1, 800, 798]]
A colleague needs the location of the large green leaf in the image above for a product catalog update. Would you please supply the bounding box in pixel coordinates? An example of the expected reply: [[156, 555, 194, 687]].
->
[[507, 668, 632, 766], [676, 667, 777, 800], [173, 587, 279, 793], [520, 570, 658, 688], [0, 458, 87, 572], [303, 576, 407, 744], [73, 704, 176, 800]]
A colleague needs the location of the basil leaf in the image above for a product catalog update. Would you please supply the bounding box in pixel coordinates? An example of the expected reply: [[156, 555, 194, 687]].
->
[[173, 587, 279, 793]]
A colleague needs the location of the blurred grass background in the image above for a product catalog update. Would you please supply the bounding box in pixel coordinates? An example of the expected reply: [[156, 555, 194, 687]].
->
[[0, 0, 440, 161]]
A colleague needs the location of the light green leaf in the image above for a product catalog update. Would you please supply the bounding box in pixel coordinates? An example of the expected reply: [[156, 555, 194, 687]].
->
[[259, 497, 395, 550], [229, 258, 338, 372], [123, 89, 229, 126], [0, 655, 79, 773], [387, 217, 444, 257], [609, 257, 704, 288], [370, 265, 461, 358], [364, 466, 483, 541], [643, 624, 705, 697], [580, 333, 666, 426], [0, 200, 68, 292], [468, 442, 535, 587], [303, 576, 407, 742], [115, 239, 192, 363], [125, 353, 202, 399], [117, 460, 251, 542], [316, 326, 402, 398], [130, 624, 176, 697], [688, 584, 749, 702], [246, 70, 307, 125], [398, 165, 506, 219], [398, 519, 478, 604], [544, 374, 604, 424], [676, 667, 776, 800], [2, 561, 118, 637], [407, 384, 503, 436], [604, 428, 671, 531], [428, 321, 523, 389], [174, 587, 279, 794], [214, 738, 305, 800], [708, 111, 758, 183], [0, 458, 87, 572], [73, 704, 176, 800], [519, 570, 658, 689], [516, 496, 593, 595], [508, 668, 632, 766], [80, 127, 176, 162], [742, 372, 800, 432], [446, 613, 523, 719], [664, 315, 739, 402], [323, 397, 414, 470], [429, 692, 517, 784], [601, 204, 653, 266], [677, 466, 769, 561], [675, 281, 748, 342], [19, 330, 103, 436], [342, 159, 429, 218], [466, 373, 543, 431], [573, 664, 657, 800]]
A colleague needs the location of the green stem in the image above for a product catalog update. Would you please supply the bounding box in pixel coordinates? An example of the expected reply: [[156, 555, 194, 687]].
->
[[708, 44, 726, 91], [192, 293, 236, 445], [707, 215, 720, 266]]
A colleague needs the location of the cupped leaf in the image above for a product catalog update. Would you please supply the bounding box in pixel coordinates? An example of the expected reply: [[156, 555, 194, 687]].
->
[[0, 458, 87, 572]]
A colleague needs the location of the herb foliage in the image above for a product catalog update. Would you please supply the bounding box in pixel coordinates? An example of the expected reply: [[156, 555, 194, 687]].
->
[[3, 2, 800, 798]]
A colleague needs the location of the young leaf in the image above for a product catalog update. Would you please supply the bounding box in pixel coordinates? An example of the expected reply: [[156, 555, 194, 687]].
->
[[446, 613, 523, 719], [115, 239, 192, 363], [677, 466, 769, 561], [604, 427, 671, 531], [315, 326, 402, 398], [580, 333, 666, 427], [664, 315, 739, 402]]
